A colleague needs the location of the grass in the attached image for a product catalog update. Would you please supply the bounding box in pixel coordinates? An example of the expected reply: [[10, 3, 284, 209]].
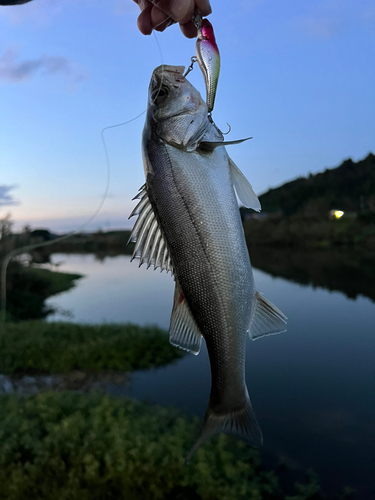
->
[[28, 267, 83, 295], [5, 263, 83, 321], [0, 321, 184, 374], [0, 391, 324, 500]]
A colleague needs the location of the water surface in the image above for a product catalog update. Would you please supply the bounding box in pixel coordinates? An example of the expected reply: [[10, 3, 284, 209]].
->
[[47, 252, 375, 498]]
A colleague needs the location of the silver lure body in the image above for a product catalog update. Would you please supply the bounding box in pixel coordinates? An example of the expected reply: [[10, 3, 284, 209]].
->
[[129, 65, 287, 458], [195, 19, 220, 114]]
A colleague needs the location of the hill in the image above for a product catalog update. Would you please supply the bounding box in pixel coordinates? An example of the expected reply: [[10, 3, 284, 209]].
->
[[257, 153, 375, 216]]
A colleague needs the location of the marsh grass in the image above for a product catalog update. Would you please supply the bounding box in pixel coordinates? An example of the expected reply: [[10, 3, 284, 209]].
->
[[0, 321, 184, 374]]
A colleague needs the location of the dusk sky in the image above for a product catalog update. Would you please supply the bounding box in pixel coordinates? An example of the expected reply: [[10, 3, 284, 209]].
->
[[1, 0, 374, 232]]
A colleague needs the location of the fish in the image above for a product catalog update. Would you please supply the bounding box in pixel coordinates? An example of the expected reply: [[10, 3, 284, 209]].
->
[[195, 18, 220, 114], [128, 65, 287, 460]]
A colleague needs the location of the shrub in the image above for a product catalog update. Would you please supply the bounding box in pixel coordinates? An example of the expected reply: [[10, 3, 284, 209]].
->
[[0, 392, 284, 500], [0, 322, 184, 374]]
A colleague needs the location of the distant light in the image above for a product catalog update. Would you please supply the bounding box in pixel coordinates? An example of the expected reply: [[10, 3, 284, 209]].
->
[[334, 210, 344, 219]]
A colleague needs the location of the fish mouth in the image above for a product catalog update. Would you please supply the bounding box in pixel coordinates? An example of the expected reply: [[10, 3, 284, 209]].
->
[[150, 65, 186, 94]]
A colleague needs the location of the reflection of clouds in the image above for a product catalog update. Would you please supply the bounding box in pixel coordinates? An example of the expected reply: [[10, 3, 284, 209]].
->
[[0, 47, 88, 83]]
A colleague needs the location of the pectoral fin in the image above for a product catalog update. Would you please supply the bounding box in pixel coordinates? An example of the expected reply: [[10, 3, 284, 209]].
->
[[199, 137, 252, 151], [169, 281, 202, 355], [229, 157, 261, 211], [249, 292, 287, 340], [128, 184, 173, 274]]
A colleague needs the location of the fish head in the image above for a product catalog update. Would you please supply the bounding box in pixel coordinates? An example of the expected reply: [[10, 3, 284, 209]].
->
[[147, 65, 209, 151]]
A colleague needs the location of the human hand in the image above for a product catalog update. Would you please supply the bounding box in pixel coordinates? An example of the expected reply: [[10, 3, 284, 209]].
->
[[133, 0, 212, 38]]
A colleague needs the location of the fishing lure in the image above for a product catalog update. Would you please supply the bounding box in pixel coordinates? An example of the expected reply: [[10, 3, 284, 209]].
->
[[193, 14, 220, 114]]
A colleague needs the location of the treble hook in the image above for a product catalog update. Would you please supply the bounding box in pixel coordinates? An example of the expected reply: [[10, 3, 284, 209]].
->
[[208, 114, 232, 136]]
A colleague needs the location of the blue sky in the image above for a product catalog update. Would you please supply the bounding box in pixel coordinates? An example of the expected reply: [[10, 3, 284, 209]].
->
[[1, 0, 374, 232]]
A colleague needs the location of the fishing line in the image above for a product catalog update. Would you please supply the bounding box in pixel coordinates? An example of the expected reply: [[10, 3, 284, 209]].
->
[[0, 20, 169, 328]]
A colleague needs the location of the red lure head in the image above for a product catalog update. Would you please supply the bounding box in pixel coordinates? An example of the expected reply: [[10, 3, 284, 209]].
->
[[200, 19, 215, 41]]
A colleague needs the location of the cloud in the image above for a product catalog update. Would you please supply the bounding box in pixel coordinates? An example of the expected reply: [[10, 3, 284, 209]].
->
[[0, 47, 88, 83], [0, 0, 64, 25], [0, 185, 19, 207]]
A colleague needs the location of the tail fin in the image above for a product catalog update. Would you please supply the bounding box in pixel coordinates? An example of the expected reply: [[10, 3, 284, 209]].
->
[[186, 393, 262, 463]]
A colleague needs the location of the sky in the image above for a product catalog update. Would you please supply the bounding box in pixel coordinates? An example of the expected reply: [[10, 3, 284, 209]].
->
[[1, 0, 374, 233]]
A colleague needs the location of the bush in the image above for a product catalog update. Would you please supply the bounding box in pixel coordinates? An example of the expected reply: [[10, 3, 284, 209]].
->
[[0, 322, 184, 374], [5, 262, 82, 321], [0, 392, 284, 500]]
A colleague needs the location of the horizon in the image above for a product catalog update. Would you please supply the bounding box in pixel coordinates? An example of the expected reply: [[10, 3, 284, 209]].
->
[[1, 0, 374, 233]]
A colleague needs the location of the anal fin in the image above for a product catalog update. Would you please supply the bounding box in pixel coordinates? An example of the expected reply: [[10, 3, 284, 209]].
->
[[169, 282, 202, 355], [249, 291, 287, 340]]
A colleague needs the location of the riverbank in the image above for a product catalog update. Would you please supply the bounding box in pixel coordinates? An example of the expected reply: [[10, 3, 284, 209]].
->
[[5, 261, 82, 321], [0, 322, 184, 373], [0, 391, 318, 500], [243, 214, 375, 249], [0, 320, 328, 500]]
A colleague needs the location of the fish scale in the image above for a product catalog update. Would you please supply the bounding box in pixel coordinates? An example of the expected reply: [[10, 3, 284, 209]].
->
[[128, 65, 287, 460]]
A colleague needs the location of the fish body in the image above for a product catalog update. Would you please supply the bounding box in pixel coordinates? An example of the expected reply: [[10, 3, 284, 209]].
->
[[195, 19, 220, 113], [129, 65, 287, 458]]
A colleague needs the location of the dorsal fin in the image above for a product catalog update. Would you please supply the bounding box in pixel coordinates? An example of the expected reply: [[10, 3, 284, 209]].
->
[[128, 185, 173, 274], [169, 281, 202, 355]]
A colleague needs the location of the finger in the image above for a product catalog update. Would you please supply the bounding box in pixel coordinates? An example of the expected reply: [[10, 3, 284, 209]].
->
[[150, 0, 195, 25], [150, 6, 173, 32], [137, 4, 153, 35], [179, 20, 198, 38], [132, 0, 149, 10], [195, 0, 212, 17]]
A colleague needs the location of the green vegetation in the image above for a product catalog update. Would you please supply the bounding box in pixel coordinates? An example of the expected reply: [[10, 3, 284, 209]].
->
[[244, 213, 375, 249], [0, 391, 322, 500], [5, 261, 82, 321], [31, 229, 133, 256], [241, 153, 375, 249], [0, 321, 184, 374], [258, 153, 375, 216]]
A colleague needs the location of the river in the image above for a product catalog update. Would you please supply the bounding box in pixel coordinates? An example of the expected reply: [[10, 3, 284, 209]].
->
[[45, 250, 375, 498]]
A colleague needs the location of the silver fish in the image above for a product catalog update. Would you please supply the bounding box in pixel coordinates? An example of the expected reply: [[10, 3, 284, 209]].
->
[[128, 65, 287, 459]]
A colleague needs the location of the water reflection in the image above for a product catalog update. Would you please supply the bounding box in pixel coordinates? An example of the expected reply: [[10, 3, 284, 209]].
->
[[46, 253, 174, 326], [45, 251, 375, 498], [250, 246, 375, 303]]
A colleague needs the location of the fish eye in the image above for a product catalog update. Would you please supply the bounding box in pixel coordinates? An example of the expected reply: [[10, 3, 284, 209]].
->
[[151, 87, 168, 103]]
